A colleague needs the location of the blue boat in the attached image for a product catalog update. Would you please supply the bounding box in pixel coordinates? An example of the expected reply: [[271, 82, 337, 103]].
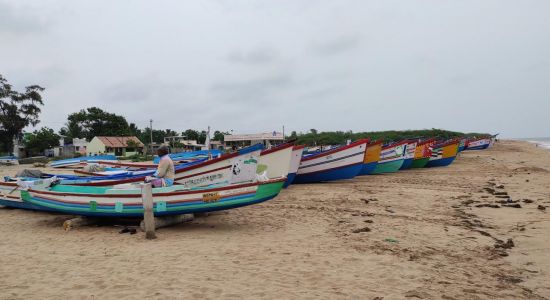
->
[[49, 155, 117, 168], [426, 140, 459, 168], [464, 138, 491, 150], [293, 140, 368, 184], [153, 149, 222, 164]]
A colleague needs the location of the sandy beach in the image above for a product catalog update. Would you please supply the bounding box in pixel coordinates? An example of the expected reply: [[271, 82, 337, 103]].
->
[[0, 140, 549, 299]]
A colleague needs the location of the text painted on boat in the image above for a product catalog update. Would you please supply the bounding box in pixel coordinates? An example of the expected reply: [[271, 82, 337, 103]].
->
[[202, 192, 221, 203]]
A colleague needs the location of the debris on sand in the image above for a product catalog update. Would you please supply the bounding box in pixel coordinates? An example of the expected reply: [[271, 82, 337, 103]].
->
[[496, 198, 518, 204], [475, 204, 500, 208], [493, 191, 509, 196], [495, 238, 515, 249], [537, 205, 546, 211], [352, 227, 371, 233], [502, 203, 522, 208], [522, 199, 534, 204], [484, 187, 496, 194]]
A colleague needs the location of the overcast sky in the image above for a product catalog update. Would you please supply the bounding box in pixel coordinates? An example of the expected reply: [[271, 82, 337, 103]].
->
[[1, 0, 549, 138]]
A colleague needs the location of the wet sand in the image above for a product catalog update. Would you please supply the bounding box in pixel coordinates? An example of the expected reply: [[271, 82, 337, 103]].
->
[[0, 140, 549, 299]]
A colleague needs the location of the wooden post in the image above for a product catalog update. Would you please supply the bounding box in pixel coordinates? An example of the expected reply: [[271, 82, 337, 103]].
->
[[141, 183, 156, 239]]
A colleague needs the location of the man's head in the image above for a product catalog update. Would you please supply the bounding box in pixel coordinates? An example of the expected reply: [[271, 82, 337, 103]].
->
[[157, 145, 169, 157]]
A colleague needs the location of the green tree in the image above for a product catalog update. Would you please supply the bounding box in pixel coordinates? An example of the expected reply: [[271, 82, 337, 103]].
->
[[183, 129, 199, 141], [198, 130, 207, 144], [64, 107, 130, 140], [25, 127, 60, 155], [129, 123, 141, 136], [139, 128, 170, 145], [0, 74, 45, 153], [213, 130, 228, 142], [288, 131, 297, 140], [292, 128, 491, 146]]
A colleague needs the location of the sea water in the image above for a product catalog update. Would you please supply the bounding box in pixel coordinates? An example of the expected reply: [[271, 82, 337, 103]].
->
[[523, 137, 550, 150]]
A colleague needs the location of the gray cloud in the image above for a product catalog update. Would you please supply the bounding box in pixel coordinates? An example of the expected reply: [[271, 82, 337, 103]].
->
[[0, 2, 48, 34], [310, 35, 362, 56], [211, 74, 293, 104], [226, 47, 279, 64]]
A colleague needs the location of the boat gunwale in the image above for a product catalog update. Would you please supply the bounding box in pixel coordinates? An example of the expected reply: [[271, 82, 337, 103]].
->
[[301, 139, 369, 162]]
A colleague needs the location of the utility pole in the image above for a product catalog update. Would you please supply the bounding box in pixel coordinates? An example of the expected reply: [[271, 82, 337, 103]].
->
[[282, 125, 285, 142], [149, 119, 153, 156]]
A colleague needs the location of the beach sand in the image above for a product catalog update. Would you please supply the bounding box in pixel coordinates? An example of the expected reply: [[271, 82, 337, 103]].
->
[[0, 140, 549, 299]]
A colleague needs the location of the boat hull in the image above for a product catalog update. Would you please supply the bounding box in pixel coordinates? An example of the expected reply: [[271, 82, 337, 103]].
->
[[21, 179, 285, 217], [294, 140, 368, 184], [371, 159, 404, 174], [410, 157, 430, 168], [465, 144, 489, 150], [0, 198, 58, 212], [399, 158, 414, 170], [357, 142, 382, 176], [465, 138, 491, 151], [282, 146, 304, 188], [426, 156, 456, 167], [426, 141, 459, 168], [293, 163, 363, 184], [283, 173, 297, 188], [358, 161, 378, 175]]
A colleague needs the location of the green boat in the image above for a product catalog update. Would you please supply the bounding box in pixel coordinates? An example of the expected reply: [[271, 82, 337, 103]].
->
[[370, 159, 404, 174], [410, 157, 430, 168], [370, 141, 407, 174], [15, 178, 286, 217]]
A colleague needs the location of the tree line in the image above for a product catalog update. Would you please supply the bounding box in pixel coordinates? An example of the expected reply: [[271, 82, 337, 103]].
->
[[289, 128, 490, 146]]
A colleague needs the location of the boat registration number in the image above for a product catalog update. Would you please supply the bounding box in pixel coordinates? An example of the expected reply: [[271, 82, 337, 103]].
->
[[202, 192, 221, 203]]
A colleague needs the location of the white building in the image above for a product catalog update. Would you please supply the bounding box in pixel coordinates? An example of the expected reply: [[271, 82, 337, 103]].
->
[[224, 132, 284, 150]]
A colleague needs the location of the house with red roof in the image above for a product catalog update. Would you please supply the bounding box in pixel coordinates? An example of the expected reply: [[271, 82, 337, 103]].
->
[[86, 136, 144, 157]]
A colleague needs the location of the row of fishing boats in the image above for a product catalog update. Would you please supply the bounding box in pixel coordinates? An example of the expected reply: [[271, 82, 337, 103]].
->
[[0, 136, 494, 218]]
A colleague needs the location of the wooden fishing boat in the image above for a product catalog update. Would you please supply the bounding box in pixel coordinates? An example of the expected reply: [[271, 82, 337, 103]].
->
[[399, 141, 417, 170], [283, 145, 305, 188], [426, 140, 459, 167], [370, 141, 407, 174], [464, 138, 491, 150], [49, 155, 117, 168], [62, 144, 264, 187], [410, 139, 434, 168], [17, 178, 286, 217], [0, 179, 59, 211], [293, 139, 369, 183], [457, 138, 467, 152], [258, 143, 294, 180], [1, 144, 293, 213], [152, 150, 222, 164], [358, 140, 382, 175]]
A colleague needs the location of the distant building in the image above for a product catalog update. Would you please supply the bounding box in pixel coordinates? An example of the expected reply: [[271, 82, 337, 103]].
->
[[87, 136, 144, 157], [224, 132, 284, 150], [163, 136, 202, 151], [209, 140, 223, 150], [162, 136, 223, 152], [73, 138, 89, 155]]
